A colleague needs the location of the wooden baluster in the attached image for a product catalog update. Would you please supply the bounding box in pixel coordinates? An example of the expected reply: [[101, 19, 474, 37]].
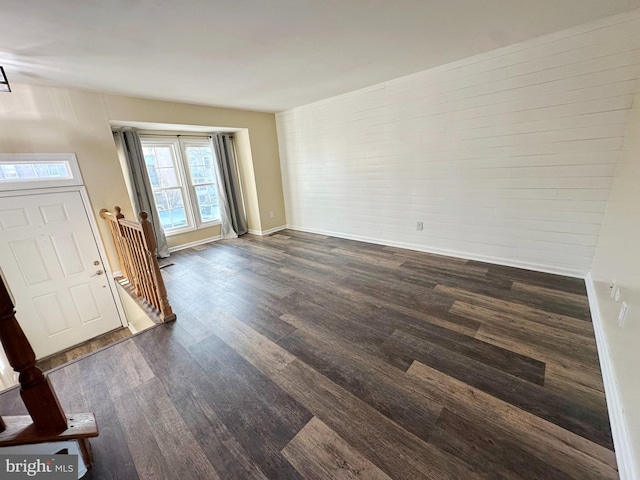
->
[[123, 226, 143, 297], [139, 230, 161, 310], [0, 277, 68, 432], [136, 231, 158, 310], [112, 207, 133, 284], [120, 228, 134, 288], [100, 207, 126, 281], [139, 212, 175, 321], [116, 233, 130, 282], [128, 228, 148, 301], [115, 209, 141, 295], [140, 218, 163, 312], [133, 230, 151, 305]]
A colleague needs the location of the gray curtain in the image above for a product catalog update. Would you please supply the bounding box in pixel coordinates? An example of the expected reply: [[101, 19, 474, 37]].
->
[[208, 136, 236, 240], [212, 134, 248, 236], [118, 130, 171, 258]]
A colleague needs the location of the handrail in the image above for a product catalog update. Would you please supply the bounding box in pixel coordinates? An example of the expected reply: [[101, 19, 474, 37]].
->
[[100, 207, 176, 323]]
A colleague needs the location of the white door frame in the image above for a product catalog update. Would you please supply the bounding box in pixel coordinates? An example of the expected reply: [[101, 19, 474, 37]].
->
[[0, 154, 128, 331]]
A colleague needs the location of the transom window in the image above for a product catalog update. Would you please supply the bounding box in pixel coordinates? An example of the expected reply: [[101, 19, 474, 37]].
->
[[0, 162, 70, 181], [0, 153, 83, 191], [140, 136, 220, 234]]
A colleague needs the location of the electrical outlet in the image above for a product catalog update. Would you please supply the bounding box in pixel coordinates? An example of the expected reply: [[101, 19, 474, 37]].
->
[[614, 287, 622, 303], [618, 301, 628, 327], [269, 211, 274, 218], [416, 221, 423, 231]]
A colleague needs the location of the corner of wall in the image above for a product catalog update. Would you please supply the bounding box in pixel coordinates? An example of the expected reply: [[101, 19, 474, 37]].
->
[[235, 129, 262, 232], [587, 86, 640, 480], [585, 274, 639, 480]]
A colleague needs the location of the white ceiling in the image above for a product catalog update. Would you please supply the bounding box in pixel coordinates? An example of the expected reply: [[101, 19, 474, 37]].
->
[[1, 1, 639, 112]]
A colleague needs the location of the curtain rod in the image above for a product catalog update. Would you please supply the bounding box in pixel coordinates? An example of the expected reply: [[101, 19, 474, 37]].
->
[[112, 131, 234, 137]]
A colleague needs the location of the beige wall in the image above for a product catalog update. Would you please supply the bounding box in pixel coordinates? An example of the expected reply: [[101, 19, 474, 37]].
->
[[590, 88, 640, 477], [235, 129, 262, 231], [167, 225, 221, 250], [0, 83, 286, 267], [0, 86, 131, 266]]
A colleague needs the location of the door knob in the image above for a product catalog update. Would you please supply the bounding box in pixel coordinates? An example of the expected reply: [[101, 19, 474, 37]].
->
[[91, 269, 104, 277]]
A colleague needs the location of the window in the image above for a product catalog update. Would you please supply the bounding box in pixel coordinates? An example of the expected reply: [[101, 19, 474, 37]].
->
[[140, 136, 220, 234], [184, 142, 220, 223], [0, 153, 83, 191], [0, 162, 70, 181]]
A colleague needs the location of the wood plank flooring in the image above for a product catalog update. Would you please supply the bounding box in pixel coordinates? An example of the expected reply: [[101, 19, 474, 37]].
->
[[36, 328, 132, 372], [0, 230, 616, 479]]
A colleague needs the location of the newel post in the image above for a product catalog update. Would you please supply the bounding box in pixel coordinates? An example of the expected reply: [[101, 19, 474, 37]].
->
[[0, 277, 68, 432]]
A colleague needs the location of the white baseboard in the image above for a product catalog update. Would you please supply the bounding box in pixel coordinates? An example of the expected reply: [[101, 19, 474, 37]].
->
[[585, 274, 637, 480], [248, 225, 288, 236], [168, 234, 222, 252], [286, 225, 585, 278], [112, 270, 123, 278]]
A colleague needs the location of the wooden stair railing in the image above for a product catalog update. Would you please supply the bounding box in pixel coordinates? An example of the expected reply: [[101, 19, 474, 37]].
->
[[0, 275, 98, 468], [100, 207, 176, 323]]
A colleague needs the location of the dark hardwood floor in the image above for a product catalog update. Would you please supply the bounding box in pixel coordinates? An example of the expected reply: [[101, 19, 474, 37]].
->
[[0, 230, 616, 479]]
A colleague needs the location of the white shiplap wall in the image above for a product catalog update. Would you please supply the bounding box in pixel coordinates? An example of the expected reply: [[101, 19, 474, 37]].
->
[[276, 11, 640, 277]]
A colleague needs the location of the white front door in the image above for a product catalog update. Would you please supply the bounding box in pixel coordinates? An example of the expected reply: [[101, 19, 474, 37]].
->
[[0, 190, 122, 358]]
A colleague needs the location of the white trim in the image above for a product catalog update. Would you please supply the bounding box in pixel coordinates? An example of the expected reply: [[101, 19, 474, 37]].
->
[[179, 137, 221, 230], [585, 274, 638, 480], [127, 322, 143, 335], [112, 270, 123, 278], [0, 153, 83, 191], [78, 187, 128, 328], [168, 234, 222, 252], [248, 225, 288, 236], [286, 225, 585, 278]]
